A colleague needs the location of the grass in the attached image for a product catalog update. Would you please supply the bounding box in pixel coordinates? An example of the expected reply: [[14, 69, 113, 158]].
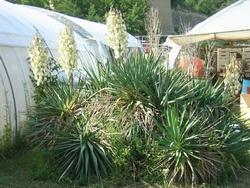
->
[[0, 150, 148, 188], [0, 151, 72, 188], [1, 150, 250, 188]]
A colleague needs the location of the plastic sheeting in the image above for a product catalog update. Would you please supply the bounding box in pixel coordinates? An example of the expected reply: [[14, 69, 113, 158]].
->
[[24, 5, 142, 48]]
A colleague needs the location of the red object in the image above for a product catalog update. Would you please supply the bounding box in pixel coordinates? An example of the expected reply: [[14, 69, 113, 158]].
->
[[247, 87, 250, 94], [178, 56, 204, 77], [193, 57, 204, 77]]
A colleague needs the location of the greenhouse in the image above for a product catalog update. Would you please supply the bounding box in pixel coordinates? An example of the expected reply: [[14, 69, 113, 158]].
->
[[0, 0, 141, 137]]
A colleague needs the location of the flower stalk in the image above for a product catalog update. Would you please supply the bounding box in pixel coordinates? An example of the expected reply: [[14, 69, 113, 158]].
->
[[58, 25, 78, 85], [28, 33, 49, 86], [224, 54, 243, 97], [106, 8, 128, 60]]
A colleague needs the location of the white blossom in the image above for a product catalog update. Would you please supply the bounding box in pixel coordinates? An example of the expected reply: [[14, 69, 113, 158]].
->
[[48, 0, 55, 10], [224, 55, 243, 97], [106, 8, 128, 59], [28, 33, 49, 86], [58, 25, 78, 79]]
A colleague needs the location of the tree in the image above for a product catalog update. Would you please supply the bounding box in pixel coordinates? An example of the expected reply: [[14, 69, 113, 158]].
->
[[16, 0, 46, 7], [171, 0, 236, 15], [16, 0, 149, 35]]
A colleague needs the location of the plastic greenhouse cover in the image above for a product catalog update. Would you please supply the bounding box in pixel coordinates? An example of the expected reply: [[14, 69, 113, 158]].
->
[[23, 5, 142, 48], [0, 0, 89, 50]]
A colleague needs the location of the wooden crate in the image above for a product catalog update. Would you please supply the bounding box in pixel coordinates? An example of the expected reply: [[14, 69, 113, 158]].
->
[[217, 47, 243, 75], [242, 48, 250, 74], [217, 48, 229, 73]]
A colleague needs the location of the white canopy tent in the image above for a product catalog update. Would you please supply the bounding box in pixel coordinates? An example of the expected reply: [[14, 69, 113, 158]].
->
[[0, 0, 142, 137], [165, 0, 250, 68]]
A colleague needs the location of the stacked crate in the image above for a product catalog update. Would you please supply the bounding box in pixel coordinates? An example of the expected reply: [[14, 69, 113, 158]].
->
[[242, 48, 250, 77], [217, 48, 229, 75], [217, 47, 243, 76]]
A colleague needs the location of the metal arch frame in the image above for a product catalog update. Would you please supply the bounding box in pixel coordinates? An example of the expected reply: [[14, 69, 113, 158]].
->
[[0, 56, 18, 135]]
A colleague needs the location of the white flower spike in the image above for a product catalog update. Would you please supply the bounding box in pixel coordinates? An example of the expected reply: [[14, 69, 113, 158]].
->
[[106, 8, 128, 59], [29, 33, 49, 86], [58, 25, 78, 80], [224, 54, 243, 97]]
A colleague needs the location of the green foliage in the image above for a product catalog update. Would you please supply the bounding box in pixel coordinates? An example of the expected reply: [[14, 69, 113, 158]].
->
[[0, 128, 26, 159], [191, 79, 229, 107], [54, 123, 112, 184], [105, 55, 231, 115], [16, 0, 150, 34], [172, 0, 236, 15], [25, 48, 250, 187], [106, 54, 194, 111], [154, 107, 250, 186], [188, 79, 233, 122], [26, 80, 87, 148], [107, 121, 153, 183], [2, 124, 12, 151], [16, 0, 46, 7], [29, 151, 55, 180], [100, 54, 250, 186], [26, 78, 113, 184], [83, 0, 150, 34], [83, 61, 109, 92], [106, 54, 164, 111]]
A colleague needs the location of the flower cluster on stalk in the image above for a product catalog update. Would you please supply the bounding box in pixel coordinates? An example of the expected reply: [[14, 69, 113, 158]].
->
[[48, 0, 55, 10], [106, 8, 128, 59], [28, 33, 49, 86], [58, 25, 78, 79], [224, 54, 243, 97]]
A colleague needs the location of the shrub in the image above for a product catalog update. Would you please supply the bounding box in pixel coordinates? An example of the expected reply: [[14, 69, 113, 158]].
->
[[26, 80, 87, 148], [54, 121, 113, 184], [96, 54, 250, 186], [26, 30, 114, 185], [190, 79, 232, 116], [26, 79, 113, 184], [105, 55, 229, 115], [1, 124, 12, 152], [26, 49, 250, 187], [154, 107, 250, 187], [105, 55, 179, 136], [106, 54, 164, 110]]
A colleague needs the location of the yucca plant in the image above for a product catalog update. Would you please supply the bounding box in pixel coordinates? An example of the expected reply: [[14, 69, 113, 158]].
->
[[26, 80, 88, 148], [106, 55, 210, 113], [83, 60, 109, 92], [142, 70, 193, 111], [27, 80, 114, 184], [154, 107, 250, 187], [190, 79, 232, 112], [54, 119, 113, 184], [182, 79, 236, 130], [107, 54, 163, 110]]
